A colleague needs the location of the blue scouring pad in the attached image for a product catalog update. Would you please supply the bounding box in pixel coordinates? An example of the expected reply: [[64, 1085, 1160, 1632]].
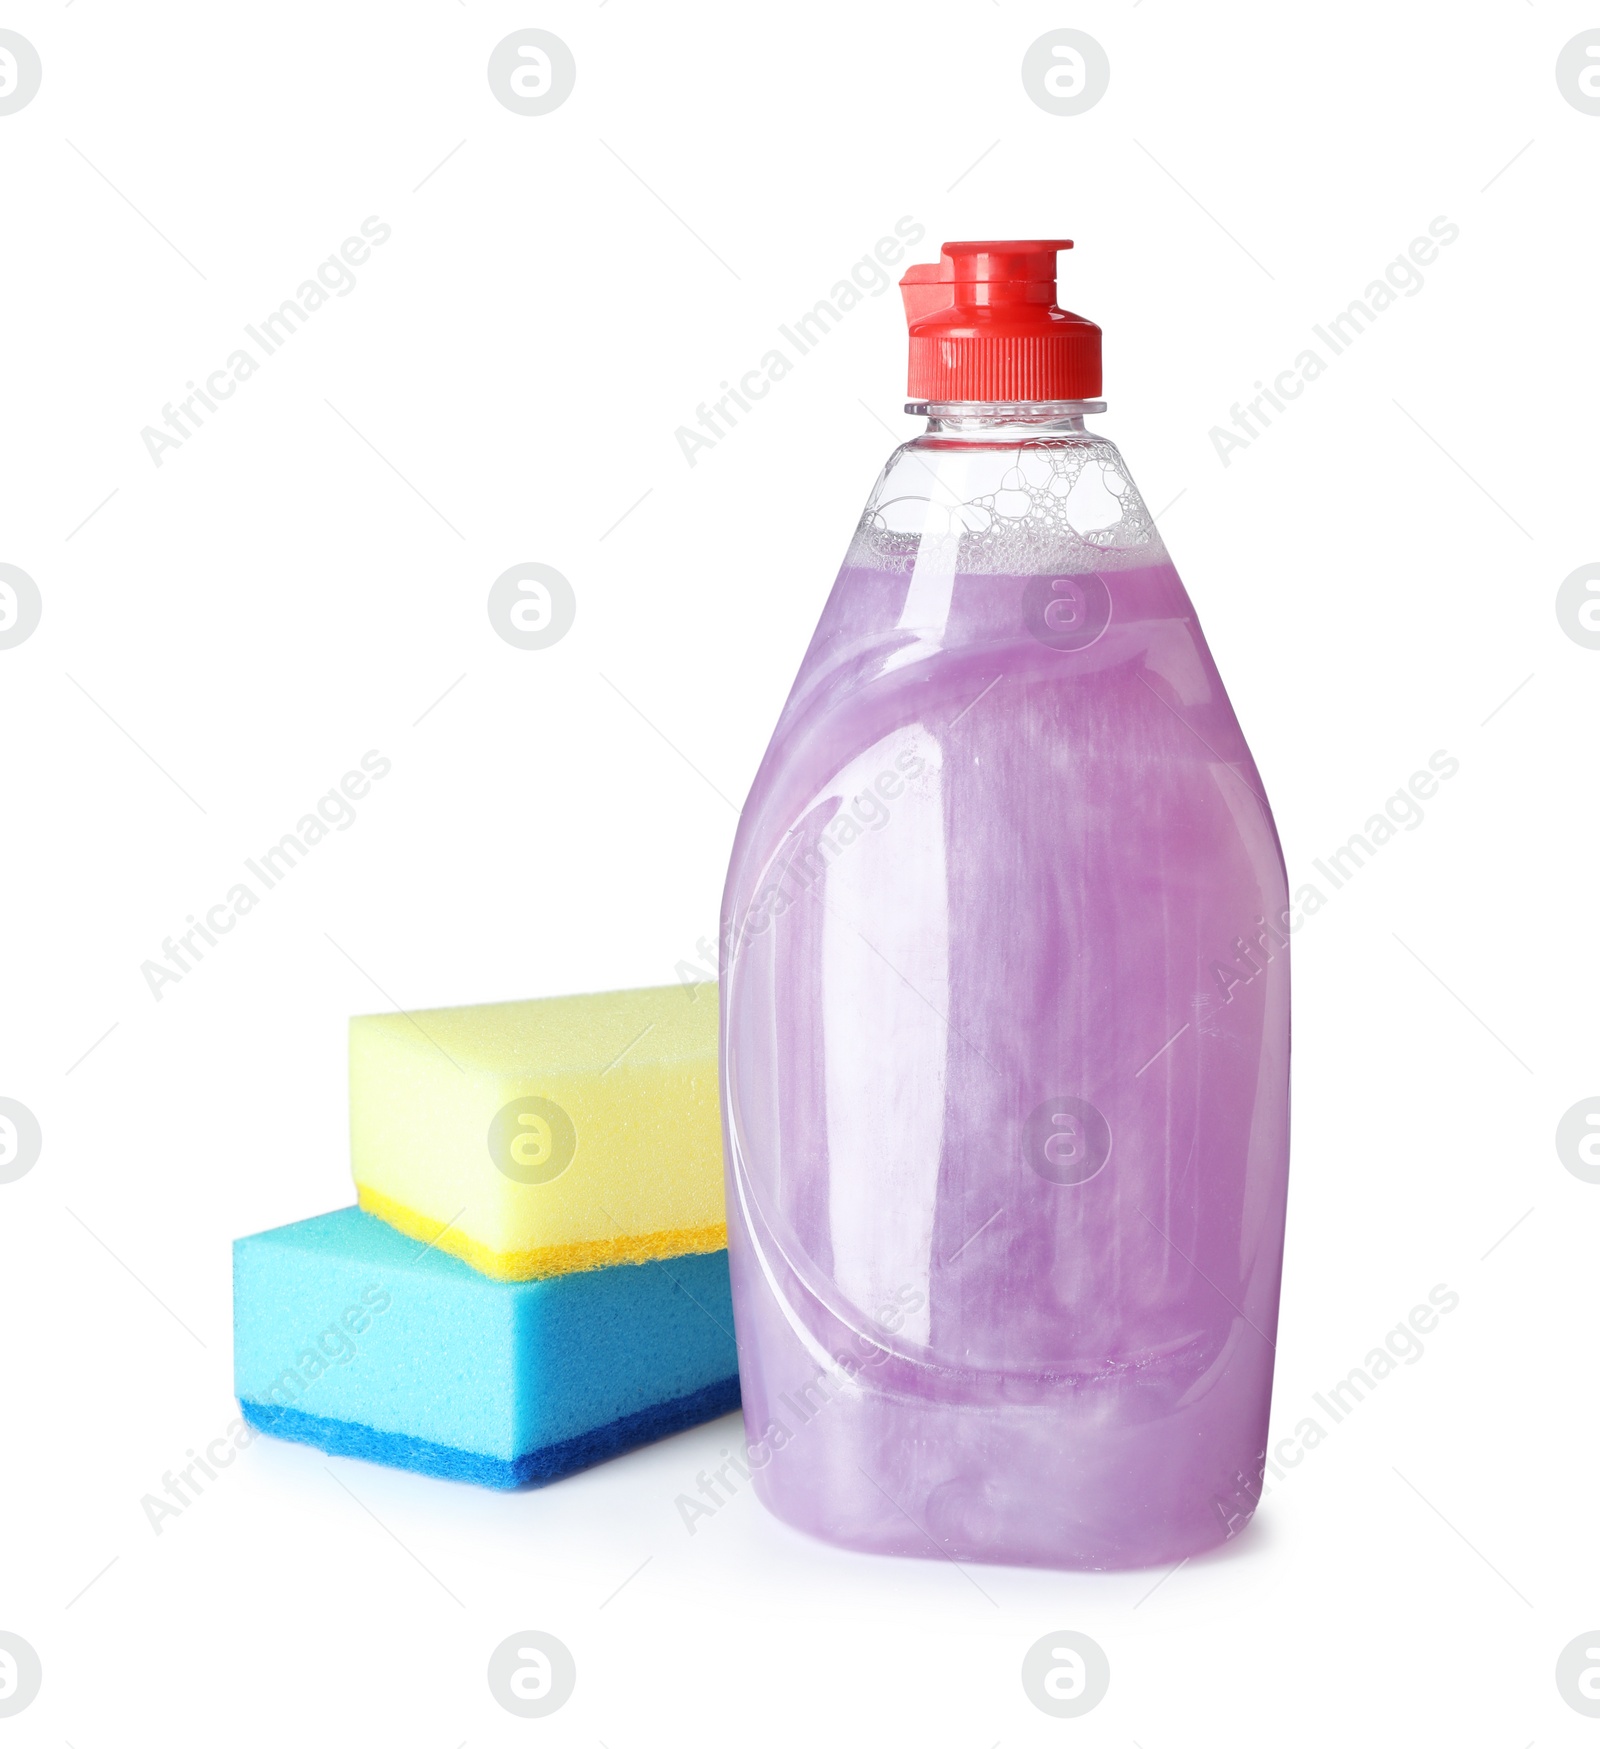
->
[[233, 1207, 740, 1488]]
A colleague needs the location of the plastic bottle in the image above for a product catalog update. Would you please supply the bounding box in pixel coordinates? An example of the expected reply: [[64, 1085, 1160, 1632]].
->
[[719, 239, 1290, 1570]]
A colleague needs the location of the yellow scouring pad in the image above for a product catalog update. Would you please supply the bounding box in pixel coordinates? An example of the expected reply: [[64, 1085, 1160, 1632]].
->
[[349, 982, 724, 1281]]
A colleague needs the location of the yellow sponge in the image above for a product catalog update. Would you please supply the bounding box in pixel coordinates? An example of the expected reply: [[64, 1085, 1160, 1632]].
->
[[349, 983, 724, 1281]]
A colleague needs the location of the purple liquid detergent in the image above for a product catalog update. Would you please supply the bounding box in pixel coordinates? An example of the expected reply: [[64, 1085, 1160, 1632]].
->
[[719, 241, 1290, 1569]]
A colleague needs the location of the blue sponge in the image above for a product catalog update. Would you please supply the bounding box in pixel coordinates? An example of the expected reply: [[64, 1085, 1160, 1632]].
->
[[233, 1207, 740, 1488]]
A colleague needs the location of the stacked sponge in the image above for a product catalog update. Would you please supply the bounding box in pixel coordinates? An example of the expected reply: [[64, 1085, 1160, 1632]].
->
[[234, 983, 737, 1488]]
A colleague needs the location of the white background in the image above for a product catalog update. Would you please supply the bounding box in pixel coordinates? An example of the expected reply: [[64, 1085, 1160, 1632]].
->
[[2, 2, 1596, 1742]]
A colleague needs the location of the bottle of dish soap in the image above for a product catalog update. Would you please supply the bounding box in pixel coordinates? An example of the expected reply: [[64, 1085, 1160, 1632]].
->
[[719, 239, 1290, 1570]]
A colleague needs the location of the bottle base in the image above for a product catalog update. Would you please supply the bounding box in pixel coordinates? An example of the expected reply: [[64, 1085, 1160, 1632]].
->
[[729, 1334, 1274, 1573], [748, 1465, 1260, 1572]]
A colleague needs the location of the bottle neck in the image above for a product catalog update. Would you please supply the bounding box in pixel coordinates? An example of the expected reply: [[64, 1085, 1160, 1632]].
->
[[907, 399, 1108, 440]]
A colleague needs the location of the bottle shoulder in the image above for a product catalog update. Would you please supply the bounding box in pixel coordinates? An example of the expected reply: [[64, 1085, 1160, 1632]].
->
[[849, 426, 1168, 580]]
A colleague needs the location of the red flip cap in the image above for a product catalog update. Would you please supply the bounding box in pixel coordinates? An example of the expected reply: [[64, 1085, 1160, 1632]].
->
[[899, 239, 1101, 402]]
